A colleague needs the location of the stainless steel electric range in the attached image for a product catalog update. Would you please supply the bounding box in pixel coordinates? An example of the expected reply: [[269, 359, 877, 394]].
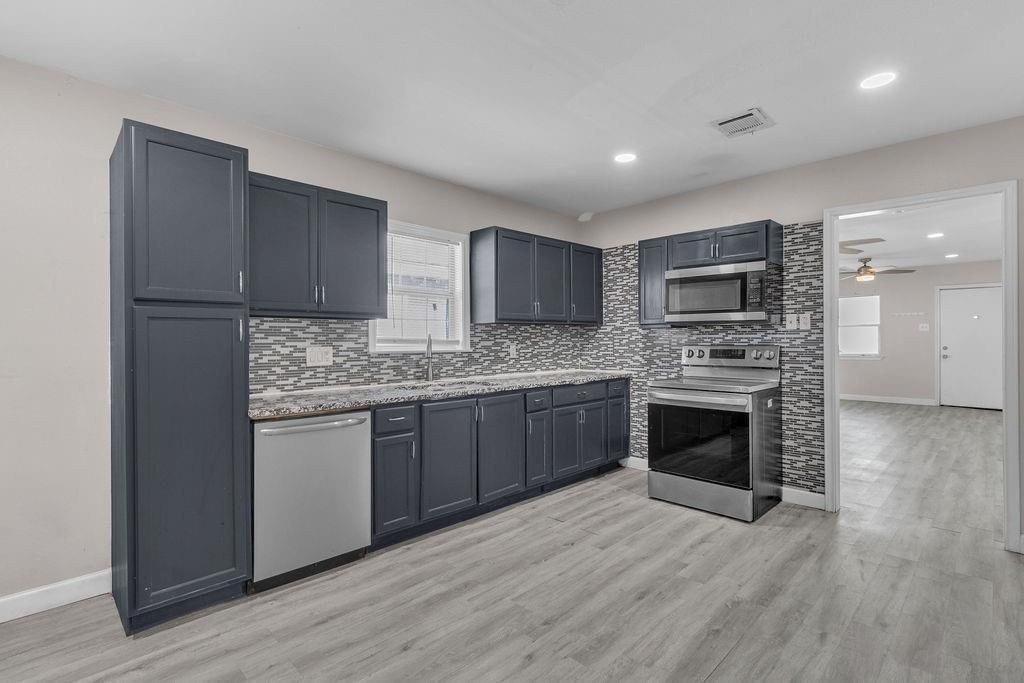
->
[[647, 344, 782, 522]]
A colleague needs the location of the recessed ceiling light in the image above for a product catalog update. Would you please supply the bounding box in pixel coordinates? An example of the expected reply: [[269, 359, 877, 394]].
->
[[860, 71, 898, 89], [577, 212, 594, 223], [927, 232, 944, 239], [838, 209, 887, 220], [945, 253, 959, 259], [614, 152, 637, 164]]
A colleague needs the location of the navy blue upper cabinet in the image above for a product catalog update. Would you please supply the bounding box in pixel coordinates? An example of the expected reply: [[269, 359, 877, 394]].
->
[[471, 226, 602, 325], [319, 189, 387, 318], [248, 174, 318, 312], [638, 238, 667, 325], [667, 221, 780, 270], [420, 399, 478, 521], [248, 175, 387, 319], [128, 121, 246, 304], [477, 393, 526, 504]]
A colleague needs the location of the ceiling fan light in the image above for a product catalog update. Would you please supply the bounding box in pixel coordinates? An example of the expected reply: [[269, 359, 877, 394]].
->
[[855, 273, 875, 282]]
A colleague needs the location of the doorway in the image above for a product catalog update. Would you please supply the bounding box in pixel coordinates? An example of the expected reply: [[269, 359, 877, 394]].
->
[[823, 181, 1021, 553]]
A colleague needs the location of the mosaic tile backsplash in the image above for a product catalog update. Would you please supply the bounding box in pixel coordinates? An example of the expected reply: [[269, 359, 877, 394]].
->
[[249, 222, 825, 493]]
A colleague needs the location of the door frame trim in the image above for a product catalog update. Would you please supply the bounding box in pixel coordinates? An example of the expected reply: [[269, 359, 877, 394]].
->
[[934, 283, 1003, 408], [823, 180, 1020, 553]]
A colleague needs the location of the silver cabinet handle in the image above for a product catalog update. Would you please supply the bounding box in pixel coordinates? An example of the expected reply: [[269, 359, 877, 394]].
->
[[321, 285, 326, 304], [314, 285, 319, 304], [572, 303, 576, 317], [479, 403, 484, 422], [411, 441, 416, 460], [387, 416, 407, 422], [528, 419, 532, 435], [259, 416, 367, 436], [238, 270, 244, 294], [238, 319, 243, 342]]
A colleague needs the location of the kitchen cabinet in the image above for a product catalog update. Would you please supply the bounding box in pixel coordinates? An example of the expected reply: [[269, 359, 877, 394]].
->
[[130, 306, 250, 614], [420, 399, 478, 521], [248, 174, 387, 319], [248, 174, 318, 312], [372, 432, 420, 536], [579, 402, 608, 470], [638, 237, 667, 325], [667, 221, 779, 270], [477, 393, 526, 504], [570, 244, 602, 323], [552, 405, 582, 479], [471, 226, 602, 325], [715, 222, 767, 263], [607, 396, 627, 460], [129, 122, 246, 304], [668, 231, 716, 269], [525, 409, 552, 487]]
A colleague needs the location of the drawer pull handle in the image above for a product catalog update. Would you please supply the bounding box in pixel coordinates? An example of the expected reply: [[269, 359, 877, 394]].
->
[[577, 391, 587, 398], [387, 416, 407, 422], [533, 398, 544, 403]]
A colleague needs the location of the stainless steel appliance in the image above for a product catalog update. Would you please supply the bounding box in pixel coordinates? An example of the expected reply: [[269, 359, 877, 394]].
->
[[647, 345, 781, 521], [253, 412, 371, 587], [664, 262, 773, 323]]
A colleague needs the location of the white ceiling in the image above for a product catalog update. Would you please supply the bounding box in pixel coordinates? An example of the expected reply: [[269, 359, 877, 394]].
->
[[838, 193, 1003, 271], [2, 1, 1023, 216]]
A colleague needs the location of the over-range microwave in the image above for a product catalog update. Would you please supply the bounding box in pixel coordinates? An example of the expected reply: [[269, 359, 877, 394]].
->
[[664, 261, 776, 323]]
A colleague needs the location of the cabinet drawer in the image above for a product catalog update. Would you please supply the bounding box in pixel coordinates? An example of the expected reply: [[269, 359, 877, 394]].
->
[[552, 382, 607, 406], [525, 390, 551, 412], [374, 405, 416, 435], [607, 380, 627, 397]]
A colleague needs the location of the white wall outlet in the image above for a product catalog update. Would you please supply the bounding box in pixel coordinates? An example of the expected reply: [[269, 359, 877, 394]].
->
[[508, 341, 518, 359], [918, 322, 930, 332], [785, 313, 799, 330], [306, 346, 333, 367], [798, 313, 811, 330]]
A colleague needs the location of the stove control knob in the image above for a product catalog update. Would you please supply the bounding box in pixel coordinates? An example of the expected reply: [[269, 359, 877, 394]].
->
[[685, 349, 695, 358], [751, 350, 763, 360], [697, 349, 706, 358], [765, 350, 777, 360]]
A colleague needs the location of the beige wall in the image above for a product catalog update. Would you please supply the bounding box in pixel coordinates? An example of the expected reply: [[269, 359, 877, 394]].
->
[[0, 57, 580, 598], [838, 261, 1002, 401]]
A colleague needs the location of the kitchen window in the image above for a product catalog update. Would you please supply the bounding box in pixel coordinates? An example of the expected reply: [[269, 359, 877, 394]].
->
[[838, 295, 881, 357], [369, 221, 471, 353]]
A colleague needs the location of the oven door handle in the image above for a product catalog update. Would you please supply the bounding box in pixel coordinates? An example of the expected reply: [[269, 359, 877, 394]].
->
[[648, 390, 752, 413]]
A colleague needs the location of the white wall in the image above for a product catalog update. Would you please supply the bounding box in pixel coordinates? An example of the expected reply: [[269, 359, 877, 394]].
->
[[838, 261, 1002, 402], [0, 56, 580, 599]]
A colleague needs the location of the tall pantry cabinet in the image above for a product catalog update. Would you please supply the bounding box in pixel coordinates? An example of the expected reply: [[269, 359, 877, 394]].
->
[[110, 120, 251, 634]]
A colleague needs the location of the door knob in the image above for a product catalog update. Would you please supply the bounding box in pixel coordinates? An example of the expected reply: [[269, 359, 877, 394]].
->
[[942, 354, 949, 359]]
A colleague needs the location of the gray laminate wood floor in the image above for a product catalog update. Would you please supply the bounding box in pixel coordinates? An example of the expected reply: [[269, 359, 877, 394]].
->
[[3, 401, 1021, 681]]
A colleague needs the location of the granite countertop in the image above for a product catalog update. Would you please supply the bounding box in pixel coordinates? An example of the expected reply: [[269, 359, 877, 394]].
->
[[249, 369, 632, 421]]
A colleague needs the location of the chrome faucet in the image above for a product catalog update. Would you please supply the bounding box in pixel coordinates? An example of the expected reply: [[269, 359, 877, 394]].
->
[[425, 333, 434, 382]]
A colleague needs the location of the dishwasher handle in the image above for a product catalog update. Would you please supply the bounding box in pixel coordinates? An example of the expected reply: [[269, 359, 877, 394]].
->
[[258, 416, 367, 436]]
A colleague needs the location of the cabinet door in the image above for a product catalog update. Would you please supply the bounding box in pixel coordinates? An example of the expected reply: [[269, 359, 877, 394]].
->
[[569, 244, 602, 324], [319, 188, 387, 318], [130, 123, 246, 304], [580, 402, 607, 470], [495, 230, 536, 321], [534, 237, 570, 322], [132, 306, 249, 612], [525, 410, 552, 487], [372, 432, 420, 536], [668, 230, 715, 269], [638, 238, 667, 325], [552, 405, 581, 479], [477, 394, 526, 504], [607, 397, 626, 461], [248, 174, 318, 312], [715, 222, 767, 263], [421, 399, 478, 520]]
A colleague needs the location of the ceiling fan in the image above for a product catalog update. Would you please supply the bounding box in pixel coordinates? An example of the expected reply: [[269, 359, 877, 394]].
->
[[839, 237, 885, 255], [840, 257, 916, 281]]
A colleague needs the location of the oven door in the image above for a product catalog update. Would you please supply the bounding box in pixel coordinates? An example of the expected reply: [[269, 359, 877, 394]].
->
[[664, 262, 765, 322], [647, 389, 752, 489]]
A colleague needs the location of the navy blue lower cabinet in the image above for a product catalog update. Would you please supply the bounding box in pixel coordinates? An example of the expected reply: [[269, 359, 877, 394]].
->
[[525, 410, 552, 487], [477, 393, 526, 504], [552, 405, 582, 479], [420, 398, 478, 521], [372, 432, 419, 536], [580, 402, 607, 470], [607, 396, 626, 461]]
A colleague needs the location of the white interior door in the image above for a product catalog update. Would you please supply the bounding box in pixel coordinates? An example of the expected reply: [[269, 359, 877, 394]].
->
[[939, 286, 1003, 409]]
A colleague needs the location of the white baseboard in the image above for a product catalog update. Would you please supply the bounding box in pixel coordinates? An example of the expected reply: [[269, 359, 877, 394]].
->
[[782, 486, 826, 510], [618, 456, 650, 471], [0, 568, 111, 624], [840, 394, 937, 406]]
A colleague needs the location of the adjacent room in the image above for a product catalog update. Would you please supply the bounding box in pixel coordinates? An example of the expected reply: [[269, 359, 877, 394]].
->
[[2, 1, 1024, 680]]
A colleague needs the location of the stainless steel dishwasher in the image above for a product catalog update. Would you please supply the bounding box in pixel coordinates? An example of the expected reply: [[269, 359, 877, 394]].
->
[[253, 411, 371, 587]]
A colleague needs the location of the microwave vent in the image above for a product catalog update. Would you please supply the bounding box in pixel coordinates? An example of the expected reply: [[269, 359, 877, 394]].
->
[[712, 107, 776, 138]]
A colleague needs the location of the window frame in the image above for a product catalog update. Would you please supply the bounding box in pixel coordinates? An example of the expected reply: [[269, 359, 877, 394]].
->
[[838, 294, 882, 359], [368, 220, 472, 354]]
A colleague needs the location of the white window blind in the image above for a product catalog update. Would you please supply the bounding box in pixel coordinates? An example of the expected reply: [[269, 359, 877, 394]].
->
[[370, 223, 470, 352], [838, 295, 881, 356]]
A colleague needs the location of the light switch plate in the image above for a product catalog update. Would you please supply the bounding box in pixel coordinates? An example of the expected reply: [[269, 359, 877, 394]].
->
[[919, 323, 930, 332], [508, 341, 518, 359], [785, 313, 798, 330], [798, 313, 811, 330], [306, 346, 333, 367]]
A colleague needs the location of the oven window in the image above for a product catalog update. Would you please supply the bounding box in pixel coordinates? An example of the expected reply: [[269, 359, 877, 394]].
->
[[648, 403, 751, 488], [667, 278, 742, 313]]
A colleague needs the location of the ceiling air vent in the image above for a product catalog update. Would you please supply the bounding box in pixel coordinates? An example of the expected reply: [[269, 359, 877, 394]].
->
[[712, 107, 776, 139]]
